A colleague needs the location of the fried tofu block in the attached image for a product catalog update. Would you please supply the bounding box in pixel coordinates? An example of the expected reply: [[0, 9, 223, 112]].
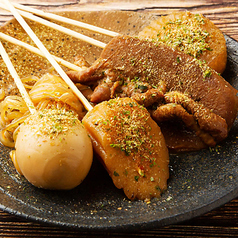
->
[[138, 11, 227, 74], [82, 98, 169, 200]]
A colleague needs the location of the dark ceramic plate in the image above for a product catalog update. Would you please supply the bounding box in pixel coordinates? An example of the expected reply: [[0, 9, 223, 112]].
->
[[0, 11, 238, 231]]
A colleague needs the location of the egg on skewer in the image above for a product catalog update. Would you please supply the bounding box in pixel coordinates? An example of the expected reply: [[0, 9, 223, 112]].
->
[[8, 74, 94, 190], [0, 39, 93, 190], [12, 107, 93, 190], [0, 0, 95, 190]]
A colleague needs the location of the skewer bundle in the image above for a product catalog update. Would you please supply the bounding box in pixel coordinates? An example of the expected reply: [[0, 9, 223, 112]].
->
[[0, 0, 170, 200]]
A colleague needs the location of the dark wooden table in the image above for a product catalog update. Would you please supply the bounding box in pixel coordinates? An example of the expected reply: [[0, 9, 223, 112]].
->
[[1, 1, 238, 237]]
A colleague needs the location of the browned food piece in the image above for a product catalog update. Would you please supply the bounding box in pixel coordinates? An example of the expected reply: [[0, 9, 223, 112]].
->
[[73, 55, 91, 68], [163, 91, 228, 142], [131, 80, 167, 107], [138, 11, 227, 74], [152, 103, 217, 147], [68, 35, 238, 151], [82, 98, 169, 201]]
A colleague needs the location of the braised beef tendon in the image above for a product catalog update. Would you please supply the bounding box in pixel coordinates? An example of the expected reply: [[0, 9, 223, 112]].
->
[[82, 98, 169, 201], [68, 36, 238, 151]]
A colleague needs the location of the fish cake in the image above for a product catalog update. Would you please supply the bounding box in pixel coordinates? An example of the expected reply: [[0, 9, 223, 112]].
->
[[82, 98, 169, 200]]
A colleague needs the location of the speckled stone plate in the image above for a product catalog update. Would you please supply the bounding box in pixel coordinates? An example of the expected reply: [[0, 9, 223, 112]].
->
[[0, 11, 237, 231]]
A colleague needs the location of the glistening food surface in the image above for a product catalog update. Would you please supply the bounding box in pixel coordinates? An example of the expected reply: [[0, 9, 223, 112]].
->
[[0, 11, 238, 230]]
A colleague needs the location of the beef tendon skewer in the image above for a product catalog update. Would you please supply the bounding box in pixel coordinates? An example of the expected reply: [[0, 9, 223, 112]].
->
[[67, 35, 238, 152], [4, 2, 227, 74]]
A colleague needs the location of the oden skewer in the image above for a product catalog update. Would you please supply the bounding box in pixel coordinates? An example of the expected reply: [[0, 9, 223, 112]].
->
[[0, 0, 94, 190]]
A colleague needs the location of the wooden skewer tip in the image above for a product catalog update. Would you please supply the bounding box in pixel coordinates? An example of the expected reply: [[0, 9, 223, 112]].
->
[[0, 40, 36, 114]]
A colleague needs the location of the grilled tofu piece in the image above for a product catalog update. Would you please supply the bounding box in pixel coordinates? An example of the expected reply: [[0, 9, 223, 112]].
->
[[82, 98, 169, 200]]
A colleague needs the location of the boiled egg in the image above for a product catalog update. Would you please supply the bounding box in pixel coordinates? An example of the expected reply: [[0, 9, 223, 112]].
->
[[14, 108, 93, 190]]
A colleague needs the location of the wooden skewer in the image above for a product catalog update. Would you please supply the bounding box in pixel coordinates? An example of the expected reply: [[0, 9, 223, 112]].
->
[[2, 0, 93, 112], [0, 40, 36, 114], [0, 32, 85, 72], [0, 2, 107, 49], [12, 2, 119, 38]]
